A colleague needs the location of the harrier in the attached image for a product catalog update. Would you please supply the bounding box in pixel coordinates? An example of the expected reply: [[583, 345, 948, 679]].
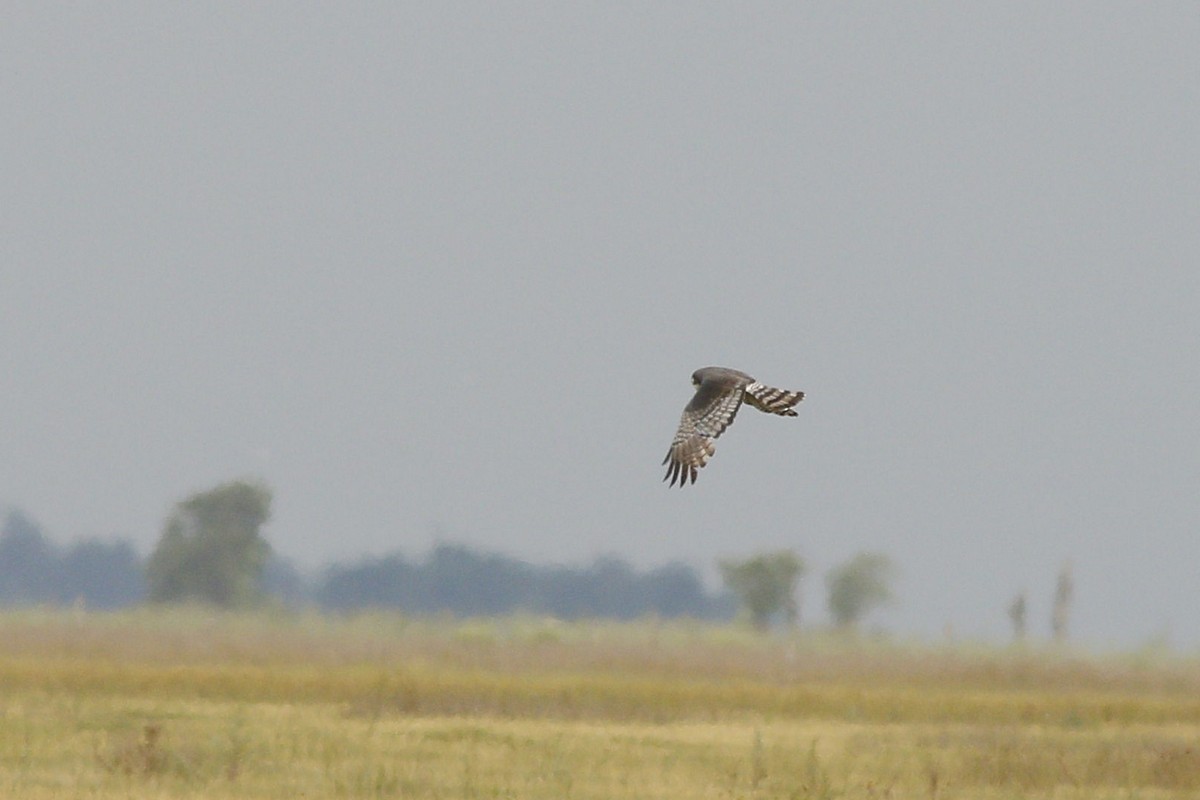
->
[[662, 366, 804, 487]]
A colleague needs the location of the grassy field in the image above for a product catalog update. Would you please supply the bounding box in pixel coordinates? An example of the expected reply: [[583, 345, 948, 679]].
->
[[1, 609, 1198, 798]]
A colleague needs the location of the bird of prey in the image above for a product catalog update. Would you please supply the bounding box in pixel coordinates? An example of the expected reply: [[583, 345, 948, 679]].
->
[[662, 366, 804, 487]]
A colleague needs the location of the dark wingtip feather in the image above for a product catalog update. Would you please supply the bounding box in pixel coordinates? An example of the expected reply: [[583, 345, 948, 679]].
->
[[663, 455, 699, 488]]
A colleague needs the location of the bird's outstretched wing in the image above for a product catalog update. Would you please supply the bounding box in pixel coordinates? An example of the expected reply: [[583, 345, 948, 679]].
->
[[662, 378, 746, 487]]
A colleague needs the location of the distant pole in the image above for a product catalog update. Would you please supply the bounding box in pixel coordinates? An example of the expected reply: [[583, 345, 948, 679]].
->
[[1007, 591, 1027, 643], [1051, 562, 1073, 644]]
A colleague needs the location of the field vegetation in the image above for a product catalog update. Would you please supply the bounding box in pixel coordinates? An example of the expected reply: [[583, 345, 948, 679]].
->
[[1, 608, 1198, 798]]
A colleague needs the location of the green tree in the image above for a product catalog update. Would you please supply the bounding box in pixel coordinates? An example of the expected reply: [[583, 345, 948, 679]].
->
[[825, 552, 895, 630], [718, 550, 806, 631], [145, 479, 272, 608]]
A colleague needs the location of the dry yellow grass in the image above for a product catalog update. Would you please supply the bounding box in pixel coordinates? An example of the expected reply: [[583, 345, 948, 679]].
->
[[1, 608, 1198, 798]]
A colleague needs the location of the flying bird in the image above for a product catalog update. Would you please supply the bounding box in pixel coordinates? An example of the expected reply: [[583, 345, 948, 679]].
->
[[663, 366, 804, 487]]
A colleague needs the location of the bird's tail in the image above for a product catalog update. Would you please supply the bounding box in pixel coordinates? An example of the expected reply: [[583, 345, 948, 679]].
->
[[744, 382, 804, 416]]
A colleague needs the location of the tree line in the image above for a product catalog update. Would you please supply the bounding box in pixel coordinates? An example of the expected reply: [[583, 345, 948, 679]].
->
[[0, 509, 143, 608], [317, 546, 732, 620], [3, 478, 1076, 638], [0, 483, 734, 620]]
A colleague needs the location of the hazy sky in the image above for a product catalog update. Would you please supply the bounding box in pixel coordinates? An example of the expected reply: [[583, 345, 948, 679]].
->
[[4, 4, 1198, 647]]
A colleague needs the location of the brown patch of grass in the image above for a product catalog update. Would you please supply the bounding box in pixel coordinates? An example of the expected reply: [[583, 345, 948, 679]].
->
[[95, 723, 171, 777]]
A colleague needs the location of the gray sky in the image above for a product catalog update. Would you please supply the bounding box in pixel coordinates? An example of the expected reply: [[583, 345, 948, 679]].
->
[[4, 4, 1198, 647]]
